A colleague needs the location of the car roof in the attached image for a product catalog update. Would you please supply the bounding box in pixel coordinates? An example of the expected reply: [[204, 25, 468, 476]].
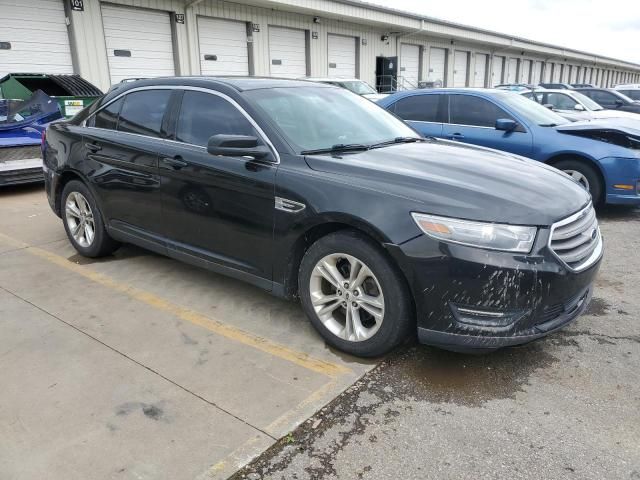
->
[[108, 76, 335, 94], [304, 77, 363, 82]]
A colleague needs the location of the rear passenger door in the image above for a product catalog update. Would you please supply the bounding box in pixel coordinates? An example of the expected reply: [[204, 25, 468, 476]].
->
[[442, 94, 533, 157], [389, 93, 446, 137], [83, 89, 172, 246], [158, 89, 277, 284]]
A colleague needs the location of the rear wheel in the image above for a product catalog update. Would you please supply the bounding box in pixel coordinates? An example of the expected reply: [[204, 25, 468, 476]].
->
[[298, 230, 413, 357], [62, 180, 119, 257], [554, 159, 603, 205]]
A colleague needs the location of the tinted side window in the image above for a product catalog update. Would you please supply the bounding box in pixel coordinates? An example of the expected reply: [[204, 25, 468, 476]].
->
[[619, 90, 640, 101], [449, 95, 513, 127], [91, 97, 124, 130], [118, 90, 171, 138], [546, 93, 578, 110], [393, 94, 443, 122], [176, 91, 258, 147], [587, 90, 616, 106]]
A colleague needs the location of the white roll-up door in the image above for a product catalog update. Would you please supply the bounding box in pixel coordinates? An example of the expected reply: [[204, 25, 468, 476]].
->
[[491, 56, 504, 86], [0, 0, 73, 78], [102, 5, 175, 85], [507, 58, 518, 83], [327, 34, 356, 78], [428, 47, 446, 85], [198, 17, 249, 76], [400, 44, 420, 89], [453, 50, 468, 87], [521, 60, 532, 84], [269, 26, 306, 78], [474, 53, 488, 87], [532, 61, 543, 84]]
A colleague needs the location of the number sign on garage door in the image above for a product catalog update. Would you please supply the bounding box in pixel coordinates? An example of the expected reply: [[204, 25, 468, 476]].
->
[[328, 34, 356, 78], [198, 17, 249, 76], [400, 44, 420, 89], [453, 51, 469, 87], [0, 0, 73, 78], [491, 56, 504, 86], [474, 53, 488, 87], [428, 47, 446, 85], [269, 26, 307, 78], [101, 5, 176, 85]]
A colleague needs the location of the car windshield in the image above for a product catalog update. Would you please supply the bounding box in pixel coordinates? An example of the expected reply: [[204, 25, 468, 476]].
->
[[245, 86, 419, 152], [496, 91, 570, 126], [571, 92, 604, 111], [338, 81, 377, 95]]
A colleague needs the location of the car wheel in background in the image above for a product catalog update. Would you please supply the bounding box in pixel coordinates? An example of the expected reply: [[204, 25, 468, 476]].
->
[[61, 180, 120, 257], [298, 230, 413, 357], [554, 160, 603, 206]]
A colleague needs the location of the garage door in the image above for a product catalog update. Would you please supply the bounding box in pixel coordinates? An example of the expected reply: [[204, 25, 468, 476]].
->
[[507, 58, 518, 83], [453, 51, 468, 87], [400, 44, 420, 89], [532, 61, 543, 84], [473, 53, 488, 87], [327, 34, 356, 78], [491, 56, 504, 86], [428, 47, 446, 85], [101, 5, 175, 85], [269, 27, 306, 78], [0, 0, 73, 78], [198, 17, 248, 76]]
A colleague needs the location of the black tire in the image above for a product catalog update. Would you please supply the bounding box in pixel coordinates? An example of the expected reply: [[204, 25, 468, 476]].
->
[[61, 180, 119, 257], [553, 159, 603, 206], [298, 230, 413, 357]]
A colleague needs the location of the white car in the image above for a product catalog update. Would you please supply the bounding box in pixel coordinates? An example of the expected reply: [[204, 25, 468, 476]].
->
[[303, 78, 388, 101], [614, 84, 640, 101], [521, 89, 640, 122]]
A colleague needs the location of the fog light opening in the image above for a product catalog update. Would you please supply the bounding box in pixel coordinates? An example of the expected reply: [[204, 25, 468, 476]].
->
[[450, 303, 528, 329]]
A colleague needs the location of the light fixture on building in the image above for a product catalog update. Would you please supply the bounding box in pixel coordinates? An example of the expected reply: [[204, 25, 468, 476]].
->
[[313, 16, 321, 23], [381, 34, 389, 42]]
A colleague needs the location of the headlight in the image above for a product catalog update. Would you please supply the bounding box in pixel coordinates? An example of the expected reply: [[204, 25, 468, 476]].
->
[[411, 213, 537, 253]]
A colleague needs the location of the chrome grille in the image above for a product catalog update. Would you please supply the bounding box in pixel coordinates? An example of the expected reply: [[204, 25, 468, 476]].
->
[[549, 203, 602, 271], [0, 146, 41, 162]]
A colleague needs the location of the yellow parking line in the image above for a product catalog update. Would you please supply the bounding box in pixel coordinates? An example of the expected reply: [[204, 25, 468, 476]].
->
[[0, 233, 352, 378]]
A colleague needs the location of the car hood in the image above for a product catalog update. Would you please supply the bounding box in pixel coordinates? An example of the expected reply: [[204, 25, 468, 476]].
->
[[363, 93, 389, 101], [555, 118, 640, 138], [304, 140, 589, 226], [0, 125, 44, 147], [588, 109, 640, 120]]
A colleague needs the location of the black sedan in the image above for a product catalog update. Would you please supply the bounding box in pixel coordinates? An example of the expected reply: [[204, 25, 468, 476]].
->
[[574, 87, 640, 114], [43, 77, 602, 356]]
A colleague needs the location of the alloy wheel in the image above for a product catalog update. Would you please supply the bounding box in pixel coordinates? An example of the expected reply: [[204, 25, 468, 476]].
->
[[564, 169, 590, 191], [309, 253, 385, 342], [65, 192, 96, 248]]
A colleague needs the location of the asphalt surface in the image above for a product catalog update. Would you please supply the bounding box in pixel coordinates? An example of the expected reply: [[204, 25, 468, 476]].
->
[[230, 206, 640, 480]]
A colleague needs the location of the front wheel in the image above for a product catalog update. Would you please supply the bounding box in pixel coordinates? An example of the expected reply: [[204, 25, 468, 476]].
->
[[554, 160, 603, 206], [298, 231, 413, 357]]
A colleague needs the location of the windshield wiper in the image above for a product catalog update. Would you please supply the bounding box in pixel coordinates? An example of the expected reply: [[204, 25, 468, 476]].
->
[[539, 123, 559, 127], [369, 137, 424, 149], [301, 143, 370, 155]]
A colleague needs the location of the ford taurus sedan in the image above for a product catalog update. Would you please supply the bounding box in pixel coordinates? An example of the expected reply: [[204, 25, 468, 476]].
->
[[43, 78, 602, 356]]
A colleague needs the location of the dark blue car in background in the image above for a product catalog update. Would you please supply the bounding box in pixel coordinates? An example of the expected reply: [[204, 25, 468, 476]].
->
[[378, 89, 640, 206]]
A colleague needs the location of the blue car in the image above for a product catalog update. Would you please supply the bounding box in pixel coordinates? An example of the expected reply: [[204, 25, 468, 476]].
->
[[377, 88, 640, 206]]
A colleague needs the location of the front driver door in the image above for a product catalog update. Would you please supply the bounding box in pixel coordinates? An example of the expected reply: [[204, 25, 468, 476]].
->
[[442, 94, 533, 157], [158, 89, 277, 286]]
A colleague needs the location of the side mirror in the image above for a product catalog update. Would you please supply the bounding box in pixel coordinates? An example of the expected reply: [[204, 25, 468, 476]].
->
[[574, 104, 585, 111], [207, 134, 270, 159], [543, 103, 555, 110], [495, 118, 517, 132]]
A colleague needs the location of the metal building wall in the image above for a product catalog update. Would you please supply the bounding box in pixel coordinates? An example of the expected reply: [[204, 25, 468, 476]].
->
[[62, 0, 640, 92]]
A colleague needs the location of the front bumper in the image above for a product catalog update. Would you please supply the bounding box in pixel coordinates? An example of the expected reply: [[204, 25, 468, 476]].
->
[[387, 226, 601, 352], [600, 156, 640, 205]]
